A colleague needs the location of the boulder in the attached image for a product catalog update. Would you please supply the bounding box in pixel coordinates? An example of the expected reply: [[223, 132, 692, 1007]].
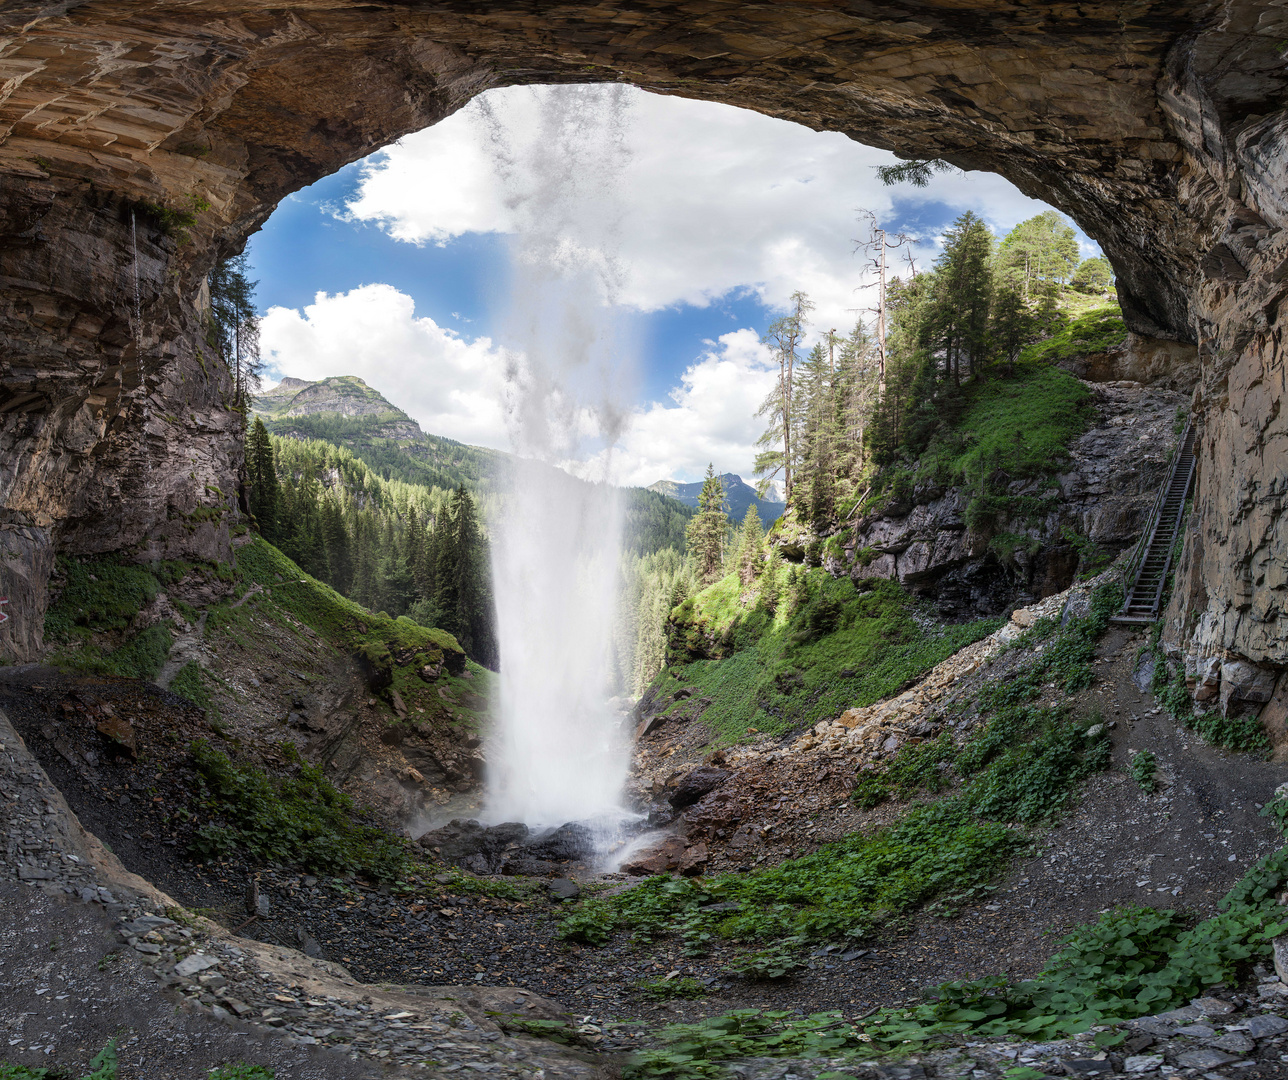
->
[[417, 819, 530, 872], [678, 842, 709, 877], [523, 822, 595, 862], [621, 835, 686, 876], [668, 766, 731, 808], [547, 877, 581, 900], [95, 715, 138, 759], [1220, 659, 1278, 717]]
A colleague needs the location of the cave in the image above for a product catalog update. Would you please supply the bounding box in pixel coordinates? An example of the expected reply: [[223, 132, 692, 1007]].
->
[[0, 2, 1285, 676]]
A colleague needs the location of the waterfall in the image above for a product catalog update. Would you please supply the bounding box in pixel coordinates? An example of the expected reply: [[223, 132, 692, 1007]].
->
[[479, 85, 636, 828]]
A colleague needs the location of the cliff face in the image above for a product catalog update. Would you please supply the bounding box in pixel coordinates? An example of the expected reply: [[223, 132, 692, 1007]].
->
[[0, 1, 1286, 675], [841, 376, 1188, 618]]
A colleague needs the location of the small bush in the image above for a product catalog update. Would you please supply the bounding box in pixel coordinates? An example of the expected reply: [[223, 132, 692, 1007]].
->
[[727, 941, 804, 980], [209, 1066, 274, 1080], [558, 898, 616, 946]]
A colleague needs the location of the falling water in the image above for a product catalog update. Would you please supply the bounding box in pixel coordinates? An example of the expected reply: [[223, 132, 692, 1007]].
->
[[480, 85, 636, 828]]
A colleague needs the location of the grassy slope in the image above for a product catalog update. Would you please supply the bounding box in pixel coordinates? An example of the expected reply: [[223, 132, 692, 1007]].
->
[[661, 571, 1001, 739], [44, 538, 488, 735]]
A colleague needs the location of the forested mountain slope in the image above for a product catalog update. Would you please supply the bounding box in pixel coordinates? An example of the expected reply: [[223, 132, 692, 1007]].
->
[[251, 375, 696, 558]]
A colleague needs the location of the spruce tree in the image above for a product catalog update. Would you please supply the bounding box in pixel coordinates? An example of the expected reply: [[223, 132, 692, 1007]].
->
[[685, 464, 728, 583], [246, 417, 278, 540], [736, 505, 764, 585]]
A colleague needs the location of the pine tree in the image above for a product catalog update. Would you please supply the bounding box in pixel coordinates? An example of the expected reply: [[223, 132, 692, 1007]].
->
[[759, 545, 783, 612], [685, 464, 728, 583], [923, 211, 994, 387], [994, 210, 1079, 301]]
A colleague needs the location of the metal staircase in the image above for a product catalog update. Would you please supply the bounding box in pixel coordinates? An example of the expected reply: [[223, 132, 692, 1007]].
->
[[1111, 421, 1196, 625]]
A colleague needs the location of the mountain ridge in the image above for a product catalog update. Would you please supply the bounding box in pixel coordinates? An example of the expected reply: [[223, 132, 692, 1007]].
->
[[649, 472, 785, 529]]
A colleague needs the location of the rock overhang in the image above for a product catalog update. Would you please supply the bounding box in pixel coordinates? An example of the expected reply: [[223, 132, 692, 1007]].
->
[[1, 1, 1286, 670]]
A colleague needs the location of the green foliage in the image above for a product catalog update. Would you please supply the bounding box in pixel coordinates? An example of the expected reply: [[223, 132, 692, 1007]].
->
[[80, 1043, 118, 1080], [727, 941, 805, 980], [856, 845, 1288, 1049], [566, 796, 1025, 951], [663, 570, 1000, 740], [1260, 792, 1288, 836], [624, 1009, 874, 1080], [634, 846, 1288, 1076], [1130, 750, 1158, 793], [557, 898, 617, 946], [876, 158, 960, 187], [0, 1066, 48, 1080], [232, 537, 465, 684], [1019, 306, 1127, 366], [45, 556, 161, 640], [1060, 525, 1113, 578], [188, 738, 410, 882], [209, 1066, 274, 1080], [42, 555, 219, 679], [171, 661, 218, 722], [974, 581, 1124, 709], [1071, 256, 1114, 295], [918, 364, 1092, 516], [636, 976, 709, 1001]]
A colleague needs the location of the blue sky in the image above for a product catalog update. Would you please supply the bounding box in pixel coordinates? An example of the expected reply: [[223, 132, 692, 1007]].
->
[[249, 86, 1099, 486]]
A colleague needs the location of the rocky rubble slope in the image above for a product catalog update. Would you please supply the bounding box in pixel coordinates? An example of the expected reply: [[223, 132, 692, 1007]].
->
[[0, 703, 610, 1078]]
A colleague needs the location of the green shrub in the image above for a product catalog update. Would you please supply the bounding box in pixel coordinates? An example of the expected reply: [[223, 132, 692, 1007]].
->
[[727, 941, 805, 980], [557, 898, 617, 946], [188, 739, 410, 882], [44, 557, 161, 640]]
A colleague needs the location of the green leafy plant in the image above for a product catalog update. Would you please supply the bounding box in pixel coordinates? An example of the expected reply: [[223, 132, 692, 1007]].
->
[[557, 898, 617, 946], [1130, 749, 1158, 793], [636, 976, 709, 1001], [727, 941, 805, 980], [80, 1042, 117, 1080]]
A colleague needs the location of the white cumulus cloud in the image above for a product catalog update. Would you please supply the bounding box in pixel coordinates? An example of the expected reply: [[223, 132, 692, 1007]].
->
[[259, 284, 511, 450], [568, 328, 778, 488], [345, 86, 1072, 337]]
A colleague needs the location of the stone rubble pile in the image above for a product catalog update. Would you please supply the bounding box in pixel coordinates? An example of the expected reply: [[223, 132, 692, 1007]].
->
[[790, 583, 1085, 761]]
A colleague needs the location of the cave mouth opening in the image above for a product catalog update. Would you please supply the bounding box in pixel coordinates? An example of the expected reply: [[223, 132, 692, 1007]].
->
[[241, 81, 1113, 844]]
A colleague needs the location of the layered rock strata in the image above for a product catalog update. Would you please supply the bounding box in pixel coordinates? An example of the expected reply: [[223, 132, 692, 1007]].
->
[[0, 1, 1286, 677]]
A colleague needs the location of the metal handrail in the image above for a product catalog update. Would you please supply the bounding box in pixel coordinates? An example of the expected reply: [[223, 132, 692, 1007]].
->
[[1145, 434, 1197, 618], [1119, 420, 1193, 612]]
